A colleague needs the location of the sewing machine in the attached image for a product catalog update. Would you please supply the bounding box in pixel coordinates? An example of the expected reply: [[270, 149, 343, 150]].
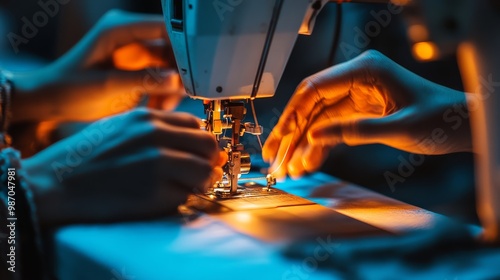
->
[[161, 0, 334, 196], [161, 0, 389, 196]]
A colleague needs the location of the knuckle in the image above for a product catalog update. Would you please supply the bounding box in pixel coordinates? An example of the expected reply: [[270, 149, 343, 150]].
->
[[131, 108, 153, 120], [174, 112, 200, 127], [184, 157, 212, 184], [297, 78, 316, 92], [189, 152, 211, 169], [96, 9, 131, 37], [197, 159, 213, 178], [137, 125, 155, 144], [97, 10, 118, 30], [297, 78, 322, 103], [148, 148, 164, 163], [168, 190, 188, 208], [148, 120, 165, 140], [200, 132, 218, 150], [358, 50, 389, 74], [360, 49, 384, 62], [102, 9, 126, 23]]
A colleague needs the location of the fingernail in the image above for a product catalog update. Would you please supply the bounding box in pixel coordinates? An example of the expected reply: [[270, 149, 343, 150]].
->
[[276, 175, 287, 183], [309, 128, 324, 141], [261, 152, 269, 162], [307, 131, 315, 144], [301, 157, 309, 171], [269, 157, 275, 164], [287, 163, 300, 179]]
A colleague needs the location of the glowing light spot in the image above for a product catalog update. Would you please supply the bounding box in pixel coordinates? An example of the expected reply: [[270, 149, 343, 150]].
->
[[113, 42, 165, 70], [234, 212, 251, 223], [412, 41, 439, 61], [407, 24, 429, 42]]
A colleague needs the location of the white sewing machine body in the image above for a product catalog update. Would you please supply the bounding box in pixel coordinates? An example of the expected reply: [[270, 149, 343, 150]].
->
[[162, 0, 320, 100]]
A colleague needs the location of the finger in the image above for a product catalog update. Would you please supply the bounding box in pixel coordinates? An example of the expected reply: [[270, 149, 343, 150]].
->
[[216, 151, 229, 167], [309, 114, 401, 147], [146, 94, 184, 111], [161, 148, 213, 193], [113, 41, 169, 71], [150, 70, 184, 96], [161, 94, 185, 112], [263, 57, 371, 163], [210, 167, 224, 187], [281, 96, 376, 178], [109, 68, 185, 96], [266, 109, 320, 177], [150, 111, 202, 129], [265, 95, 354, 173], [94, 10, 168, 54], [279, 55, 376, 135], [262, 112, 297, 163], [287, 139, 330, 179], [156, 122, 218, 162], [142, 182, 188, 215], [262, 83, 317, 163], [161, 186, 189, 213], [268, 132, 297, 180], [68, 10, 168, 66]]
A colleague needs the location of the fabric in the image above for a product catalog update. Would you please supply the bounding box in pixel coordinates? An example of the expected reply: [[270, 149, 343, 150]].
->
[[283, 222, 500, 280]]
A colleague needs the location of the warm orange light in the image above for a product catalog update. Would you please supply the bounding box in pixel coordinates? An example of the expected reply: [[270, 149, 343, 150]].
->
[[412, 41, 439, 61], [113, 42, 165, 70], [335, 205, 436, 233], [391, 0, 411, 6], [407, 24, 429, 42], [234, 212, 252, 223], [457, 43, 479, 93]]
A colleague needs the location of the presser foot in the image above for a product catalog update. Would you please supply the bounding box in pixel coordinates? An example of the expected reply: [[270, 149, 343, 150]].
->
[[207, 174, 277, 198]]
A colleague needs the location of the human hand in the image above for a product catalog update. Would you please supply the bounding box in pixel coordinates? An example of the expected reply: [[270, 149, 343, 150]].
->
[[11, 10, 184, 123], [263, 50, 471, 179], [22, 109, 223, 225]]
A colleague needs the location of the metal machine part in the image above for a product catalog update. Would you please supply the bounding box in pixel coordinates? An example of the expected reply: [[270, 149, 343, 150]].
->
[[201, 100, 271, 195], [186, 181, 314, 213]]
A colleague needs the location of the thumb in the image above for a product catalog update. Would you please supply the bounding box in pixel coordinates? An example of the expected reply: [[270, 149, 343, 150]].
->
[[308, 115, 400, 147]]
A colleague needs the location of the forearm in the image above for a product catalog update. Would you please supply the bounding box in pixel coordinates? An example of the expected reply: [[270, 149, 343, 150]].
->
[[10, 69, 56, 124]]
